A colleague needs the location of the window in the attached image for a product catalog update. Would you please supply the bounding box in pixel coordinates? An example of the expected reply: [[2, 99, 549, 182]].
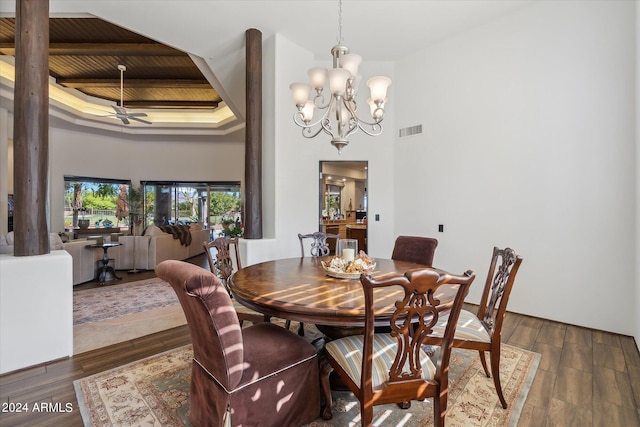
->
[[63, 176, 131, 231], [142, 181, 242, 237]]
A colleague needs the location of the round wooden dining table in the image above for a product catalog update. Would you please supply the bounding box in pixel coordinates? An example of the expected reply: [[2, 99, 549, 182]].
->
[[229, 257, 460, 331]]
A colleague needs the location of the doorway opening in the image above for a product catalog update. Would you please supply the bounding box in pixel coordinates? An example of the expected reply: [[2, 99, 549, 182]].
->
[[319, 161, 368, 253]]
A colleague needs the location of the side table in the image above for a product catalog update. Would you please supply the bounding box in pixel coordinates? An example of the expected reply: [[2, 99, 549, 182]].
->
[[88, 242, 123, 285]]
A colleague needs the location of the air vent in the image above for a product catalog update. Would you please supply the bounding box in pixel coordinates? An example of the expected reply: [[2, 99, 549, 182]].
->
[[399, 125, 423, 138]]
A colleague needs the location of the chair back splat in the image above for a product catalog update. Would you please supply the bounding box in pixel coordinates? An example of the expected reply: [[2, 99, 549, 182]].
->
[[321, 266, 475, 426], [156, 260, 320, 427], [298, 231, 340, 257], [203, 237, 265, 326]]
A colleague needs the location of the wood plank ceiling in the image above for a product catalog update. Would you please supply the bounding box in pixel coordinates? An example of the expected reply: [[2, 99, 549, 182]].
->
[[0, 17, 221, 110]]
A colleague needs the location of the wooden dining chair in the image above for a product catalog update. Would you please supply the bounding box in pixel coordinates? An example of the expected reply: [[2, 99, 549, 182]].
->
[[292, 231, 340, 336], [320, 267, 476, 425], [427, 246, 523, 409], [391, 235, 438, 266], [203, 237, 266, 326], [298, 231, 340, 257]]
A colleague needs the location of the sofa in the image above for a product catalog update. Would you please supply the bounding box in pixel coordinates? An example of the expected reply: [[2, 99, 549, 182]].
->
[[0, 225, 209, 285], [0, 231, 101, 285], [110, 224, 209, 271]]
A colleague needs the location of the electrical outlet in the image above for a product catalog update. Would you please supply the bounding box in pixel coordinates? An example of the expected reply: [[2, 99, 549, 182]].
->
[[375, 214, 380, 221], [438, 224, 444, 232]]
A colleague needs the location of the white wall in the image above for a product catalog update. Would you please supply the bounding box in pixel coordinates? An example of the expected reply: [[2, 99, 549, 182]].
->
[[48, 126, 245, 233], [394, 1, 636, 335], [635, 0, 640, 348], [0, 251, 73, 374]]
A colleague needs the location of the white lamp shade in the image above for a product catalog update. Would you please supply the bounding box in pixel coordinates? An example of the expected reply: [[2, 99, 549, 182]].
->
[[290, 82, 311, 106], [366, 76, 392, 101], [340, 53, 362, 77], [301, 100, 315, 122], [328, 68, 351, 95], [308, 67, 327, 90]]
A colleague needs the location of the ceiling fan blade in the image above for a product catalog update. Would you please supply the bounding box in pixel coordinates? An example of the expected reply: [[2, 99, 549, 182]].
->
[[112, 105, 126, 114], [120, 117, 130, 125], [129, 116, 152, 125], [127, 112, 148, 118]]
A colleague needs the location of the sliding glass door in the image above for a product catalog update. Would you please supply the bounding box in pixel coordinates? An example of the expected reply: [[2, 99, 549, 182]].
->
[[143, 181, 241, 237]]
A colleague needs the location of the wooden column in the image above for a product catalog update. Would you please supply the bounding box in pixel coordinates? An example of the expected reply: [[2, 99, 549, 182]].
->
[[244, 28, 262, 239], [13, 0, 50, 256]]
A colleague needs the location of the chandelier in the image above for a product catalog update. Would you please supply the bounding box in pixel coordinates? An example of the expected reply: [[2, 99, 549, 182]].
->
[[290, 0, 391, 153]]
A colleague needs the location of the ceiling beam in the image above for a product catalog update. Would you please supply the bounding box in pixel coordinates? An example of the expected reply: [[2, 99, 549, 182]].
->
[[124, 100, 220, 109], [57, 79, 212, 89], [0, 42, 186, 56]]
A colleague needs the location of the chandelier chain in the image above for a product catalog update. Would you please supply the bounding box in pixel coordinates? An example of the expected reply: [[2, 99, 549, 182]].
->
[[336, 0, 343, 45]]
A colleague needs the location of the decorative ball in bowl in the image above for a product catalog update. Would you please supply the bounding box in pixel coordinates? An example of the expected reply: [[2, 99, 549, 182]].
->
[[321, 251, 376, 279]]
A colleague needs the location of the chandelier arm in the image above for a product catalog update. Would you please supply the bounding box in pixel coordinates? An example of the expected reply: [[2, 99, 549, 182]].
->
[[313, 94, 331, 109], [292, 111, 339, 140], [356, 121, 384, 137], [301, 126, 325, 139], [292, 108, 333, 131]]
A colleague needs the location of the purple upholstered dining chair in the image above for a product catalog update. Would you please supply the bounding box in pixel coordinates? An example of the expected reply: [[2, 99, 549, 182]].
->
[[391, 235, 438, 266], [156, 260, 320, 427]]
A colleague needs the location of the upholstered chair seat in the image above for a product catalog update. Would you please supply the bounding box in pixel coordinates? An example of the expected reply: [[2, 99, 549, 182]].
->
[[325, 333, 437, 388], [432, 310, 491, 342]]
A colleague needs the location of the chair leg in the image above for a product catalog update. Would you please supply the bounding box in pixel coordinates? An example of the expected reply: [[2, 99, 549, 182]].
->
[[491, 350, 507, 409], [361, 404, 374, 427], [320, 358, 334, 420], [478, 350, 490, 377], [433, 392, 446, 427], [285, 319, 292, 330], [297, 322, 305, 336]]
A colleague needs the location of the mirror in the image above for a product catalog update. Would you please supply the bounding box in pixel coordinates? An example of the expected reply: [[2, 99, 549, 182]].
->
[[319, 161, 368, 253]]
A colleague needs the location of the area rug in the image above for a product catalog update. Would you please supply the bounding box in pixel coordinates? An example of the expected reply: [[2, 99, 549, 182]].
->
[[74, 278, 178, 326], [73, 278, 186, 355], [74, 340, 540, 426]]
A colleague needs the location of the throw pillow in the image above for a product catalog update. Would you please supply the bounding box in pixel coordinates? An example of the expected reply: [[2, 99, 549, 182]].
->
[[5, 231, 14, 245], [49, 233, 64, 250]]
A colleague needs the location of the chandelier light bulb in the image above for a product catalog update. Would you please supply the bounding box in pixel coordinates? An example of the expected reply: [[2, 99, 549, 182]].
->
[[340, 53, 362, 77], [328, 68, 351, 96], [367, 76, 392, 102], [308, 68, 327, 91], [301, 100, 315, 123], [290, 82, 311, 108]]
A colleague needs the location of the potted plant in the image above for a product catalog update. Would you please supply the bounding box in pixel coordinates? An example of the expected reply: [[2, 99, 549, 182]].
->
[[221, 217, 234, 230], [78, 208, 90, 229], [222, 218, 244, 238]]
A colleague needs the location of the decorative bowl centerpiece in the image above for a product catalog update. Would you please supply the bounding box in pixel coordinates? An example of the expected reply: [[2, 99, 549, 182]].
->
[[321, 251, 376, 279]]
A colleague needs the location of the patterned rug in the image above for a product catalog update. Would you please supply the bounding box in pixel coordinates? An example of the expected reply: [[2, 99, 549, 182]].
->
[[74, 337, 540, 426], [73, 278, 178, 326]]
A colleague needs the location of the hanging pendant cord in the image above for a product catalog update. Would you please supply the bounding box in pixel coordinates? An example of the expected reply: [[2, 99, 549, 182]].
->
[[120, 68, 124, 108], [336, 0, 343, 44]]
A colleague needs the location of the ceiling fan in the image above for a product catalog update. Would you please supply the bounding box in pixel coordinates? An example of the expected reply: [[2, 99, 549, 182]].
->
[[110, 64, 151, 125]]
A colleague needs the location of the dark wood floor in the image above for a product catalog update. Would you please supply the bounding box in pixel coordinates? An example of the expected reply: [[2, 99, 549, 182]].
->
[[1, 254, 639, 426]]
